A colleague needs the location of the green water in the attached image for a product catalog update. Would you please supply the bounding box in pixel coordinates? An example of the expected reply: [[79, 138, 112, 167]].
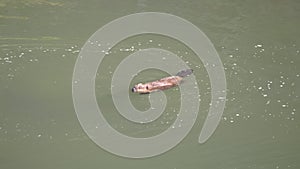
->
[[0, 0, 299, 168]]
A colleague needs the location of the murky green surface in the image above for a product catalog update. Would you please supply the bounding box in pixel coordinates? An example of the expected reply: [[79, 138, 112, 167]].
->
[[0, 0, 299, 168]]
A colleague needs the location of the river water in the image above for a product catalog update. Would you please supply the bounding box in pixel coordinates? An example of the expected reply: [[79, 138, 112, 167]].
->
[[0, 0, 299, 168]]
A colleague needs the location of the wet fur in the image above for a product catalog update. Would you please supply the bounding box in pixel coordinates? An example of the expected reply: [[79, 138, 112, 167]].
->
[[132, 69, 193, 94]]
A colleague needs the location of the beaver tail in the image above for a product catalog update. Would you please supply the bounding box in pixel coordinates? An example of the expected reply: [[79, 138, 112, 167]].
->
[[176, 69, 193, 77]]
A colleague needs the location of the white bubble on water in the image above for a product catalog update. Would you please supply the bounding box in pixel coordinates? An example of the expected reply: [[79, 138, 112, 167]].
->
[[255, 44, 263, 48]]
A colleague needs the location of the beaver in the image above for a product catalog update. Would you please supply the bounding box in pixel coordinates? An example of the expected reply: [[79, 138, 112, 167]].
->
[[131, 69, 193, 94]]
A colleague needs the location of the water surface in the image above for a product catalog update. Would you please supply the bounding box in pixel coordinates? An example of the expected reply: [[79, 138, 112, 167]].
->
[[0, 0, 299, 168]]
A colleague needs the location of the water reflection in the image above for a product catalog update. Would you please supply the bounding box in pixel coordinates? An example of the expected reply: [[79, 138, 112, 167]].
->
[[0, 0, 299, 168]]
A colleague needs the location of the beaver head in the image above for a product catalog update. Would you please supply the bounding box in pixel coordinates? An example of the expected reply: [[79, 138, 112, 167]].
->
[[131, 83, 149, 93]]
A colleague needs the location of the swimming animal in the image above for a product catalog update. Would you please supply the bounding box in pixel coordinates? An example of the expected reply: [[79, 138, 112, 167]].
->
[[131, 69, 193, 94]]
